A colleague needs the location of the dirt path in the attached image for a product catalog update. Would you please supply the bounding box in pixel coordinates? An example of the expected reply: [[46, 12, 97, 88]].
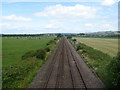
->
[[29, 37, 105, 88]]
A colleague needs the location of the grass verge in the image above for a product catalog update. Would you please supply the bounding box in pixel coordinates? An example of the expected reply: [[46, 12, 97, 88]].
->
[[69, 38, 120, 88]]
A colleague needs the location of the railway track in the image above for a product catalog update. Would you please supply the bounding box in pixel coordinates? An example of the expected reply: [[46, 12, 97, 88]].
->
[[29, 37, 105, 89]]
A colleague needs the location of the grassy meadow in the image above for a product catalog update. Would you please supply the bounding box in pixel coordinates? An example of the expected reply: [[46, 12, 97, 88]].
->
[[2, 36, 58, 88], [74, 37, 118, 57], [2, 36, 55, 67]]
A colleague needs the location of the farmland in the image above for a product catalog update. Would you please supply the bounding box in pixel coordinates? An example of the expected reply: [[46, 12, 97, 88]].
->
[[2, 36, 55, 67], [74, 37, 118, 57], [2, 36, 58, 88]]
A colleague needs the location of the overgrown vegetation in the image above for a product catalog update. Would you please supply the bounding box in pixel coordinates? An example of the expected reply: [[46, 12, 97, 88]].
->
[[107, 52, 120, 88], [67, 36, 72, 39], [57, 34, 63, 37], [22, 49, 47, 60], [45, 47, 50, 52], [36, 49, 46, 60], [2, 36, 59, 88], [72, 39, 77, 42], [21, 50, 36, 60], [70, 38, 120, 88], [3, 58, 44, 88]]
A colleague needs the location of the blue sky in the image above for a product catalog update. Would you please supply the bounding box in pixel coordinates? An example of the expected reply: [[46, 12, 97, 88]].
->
[[1, 0, 118, 34]]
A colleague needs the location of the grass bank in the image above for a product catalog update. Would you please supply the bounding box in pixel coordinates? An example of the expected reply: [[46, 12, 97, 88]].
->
[[69, 38, 120, 88]]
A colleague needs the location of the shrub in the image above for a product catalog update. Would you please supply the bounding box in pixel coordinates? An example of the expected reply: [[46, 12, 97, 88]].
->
[[46, 43, 50, 46], [76, 45, 82, 51], [57, 34, 62, 37], [107, 52, 120, 88], [49, 40, 55, 43], [21, 50, 36, 60], [46, 40, 55, 46], [22, 49, 47, 60], [67, 36, 72, 39], [45, 47, 50, 52], [54, 38, 57, 40], [73, 39, 77, 42], [36, 49, 46, 60], [79, 50, 85, 54]]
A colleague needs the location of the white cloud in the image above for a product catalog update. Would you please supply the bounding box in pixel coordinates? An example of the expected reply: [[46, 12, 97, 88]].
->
[[2, 0, 105, 3], [44, 20, 62, 29], [34, 4, 99, 19], [83, 21, 117, 32], [45, 24, 59, 29], [84, 23, 93, 27], [101, 0, 116, 6], [2, 15, 32, 21], [0, 23, 11, 27]]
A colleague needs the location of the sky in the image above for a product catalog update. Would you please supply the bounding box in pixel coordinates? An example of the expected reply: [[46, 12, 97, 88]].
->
[[0, 0, 119, 34]]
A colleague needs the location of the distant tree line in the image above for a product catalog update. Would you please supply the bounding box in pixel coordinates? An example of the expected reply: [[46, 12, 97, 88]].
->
[[2, 34, 45, 37], [76, 31, 120, 38], [1, 31, 120, 38], [1, 34, 56, 37], [76, 34, 120, 38]]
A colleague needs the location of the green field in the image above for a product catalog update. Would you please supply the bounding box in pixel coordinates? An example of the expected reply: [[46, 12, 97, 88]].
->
[[74, 37, 118, 57], [2, 36, 55, 67], [2, 36, 57, 88]]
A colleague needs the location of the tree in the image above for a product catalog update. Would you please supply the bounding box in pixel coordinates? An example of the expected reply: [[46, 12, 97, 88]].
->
[[57, 34, 62, 37], [73, 39, 77, 42], [67, 36, 72, 39]]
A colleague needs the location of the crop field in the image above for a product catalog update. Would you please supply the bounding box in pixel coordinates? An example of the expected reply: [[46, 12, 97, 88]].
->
[[74, 37, 118, 57], [2, 36, 57, 88]]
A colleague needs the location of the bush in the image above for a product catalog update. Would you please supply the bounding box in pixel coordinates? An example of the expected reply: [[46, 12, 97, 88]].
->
[[76, 45, 82, 51], [107, 52, 120, 88], [21, 50, 36, 60], [46, 43, 50, 46], [46, 40, 55, 46], [79, 50, 85, 54], [67, 36, 72, 39], [36, 49, 46, 60], [73, 39, 77, 42], [57, 34, 62, 37], [54, 38, 57, 40], [45, 47, 50, 52], [22, 49, 47, 60], [49, 40, 55, 43]]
